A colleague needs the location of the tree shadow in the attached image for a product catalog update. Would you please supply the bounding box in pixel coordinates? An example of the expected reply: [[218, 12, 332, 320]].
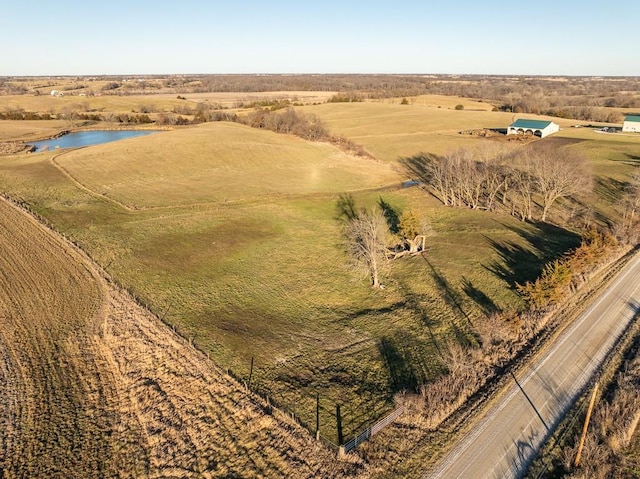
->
[[378, 196, 400, 234], [461, 276, 500, 316], [335, 193, 358, 222], [484, 221, 581, 288], [342, 301, 408, 320], [421, 255, 478, 346], [399, 153, 445, 203], [623, 152, 640, 165], [397, 281, 445, 359], [399, 153, 437, 183], [378, 332, 431, 393], [595, 176, 627, 204]]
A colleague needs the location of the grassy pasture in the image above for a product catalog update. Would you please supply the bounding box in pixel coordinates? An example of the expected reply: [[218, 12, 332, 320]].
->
[[1, 99, 638, 444], [0, 197, 356, 478], [301, 101, 588, 161], [0, 124, 582, 442], [372, 94, 495, 110], [56, 122, 399, 208]]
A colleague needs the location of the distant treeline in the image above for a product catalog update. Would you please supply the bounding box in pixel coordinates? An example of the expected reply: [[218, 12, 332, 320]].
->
[[2, 74, 639, 123]]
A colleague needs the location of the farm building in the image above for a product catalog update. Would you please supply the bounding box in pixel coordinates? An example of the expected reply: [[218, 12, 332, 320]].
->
[[622, 115, 640, 133], [507, 119, 559, 138]]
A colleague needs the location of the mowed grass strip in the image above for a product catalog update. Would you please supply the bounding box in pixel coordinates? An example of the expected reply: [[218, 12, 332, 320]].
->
[[56, 122, 400, 209]]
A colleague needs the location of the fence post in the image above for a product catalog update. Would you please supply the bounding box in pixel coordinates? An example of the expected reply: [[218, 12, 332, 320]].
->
[[336, 404, 344, 446], [315, 393, 320, 440], [248, 356, 254, 389]]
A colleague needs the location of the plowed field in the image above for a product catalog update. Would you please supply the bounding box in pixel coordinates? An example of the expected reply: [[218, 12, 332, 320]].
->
[[0, 197, 360, 478]]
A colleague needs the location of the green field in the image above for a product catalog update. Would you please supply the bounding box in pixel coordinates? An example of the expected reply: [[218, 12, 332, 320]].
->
[[1, 99, 638, 442]]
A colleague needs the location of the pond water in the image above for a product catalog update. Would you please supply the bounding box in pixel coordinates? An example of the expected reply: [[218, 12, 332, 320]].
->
[[28, 130, 160, 152]]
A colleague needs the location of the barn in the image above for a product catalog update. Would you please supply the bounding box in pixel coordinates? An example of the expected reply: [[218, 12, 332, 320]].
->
[[622, 115, 640, 133], [507, 119, 559, 138]]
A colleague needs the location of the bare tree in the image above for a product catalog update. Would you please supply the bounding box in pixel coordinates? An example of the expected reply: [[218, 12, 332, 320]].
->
[[60, 105, 80, 128], [505, 158, 535, 222], [616, 172, 640, 244], [529, 146, 592, 222], [345, 207, 392, 288]]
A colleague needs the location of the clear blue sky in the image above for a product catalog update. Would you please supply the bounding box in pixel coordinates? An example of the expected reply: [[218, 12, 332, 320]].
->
[[2, 1, 638, 76]]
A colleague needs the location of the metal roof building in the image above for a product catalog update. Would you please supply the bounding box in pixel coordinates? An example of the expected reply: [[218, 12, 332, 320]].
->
[[507, 119, 559, 138], [623, 115, 640, 133]]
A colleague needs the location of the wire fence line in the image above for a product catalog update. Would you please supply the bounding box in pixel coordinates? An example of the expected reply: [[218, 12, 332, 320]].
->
[[222, 361, 404, 455], [341, 405, 405, 455]]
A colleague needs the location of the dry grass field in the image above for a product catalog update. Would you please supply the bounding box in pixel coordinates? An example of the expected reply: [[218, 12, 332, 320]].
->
[[54, 122, 399, 209], [1, 92, 639, 471], [0, 120, 70, 141], [300, 101, 587, 161], [0, 196, 364, 478], [0, 110, 591, 443]]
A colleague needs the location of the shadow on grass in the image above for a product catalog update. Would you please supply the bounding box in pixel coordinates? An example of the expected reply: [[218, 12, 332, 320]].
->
[[378, 196, 400, 234], [624, 153, 640, 165], [343, 301, 408, 320], [595, 176, 627, 204], [420, 255, 479, 348], [399, 153, 444, 203], [484, 221, 581, 288], [461, 276, 500, 316], [378, 335, 420, 393]]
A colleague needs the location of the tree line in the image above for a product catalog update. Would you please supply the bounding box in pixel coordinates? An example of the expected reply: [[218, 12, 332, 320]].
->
[[403, 144, 592, 223], [6, 74, 638, 122]]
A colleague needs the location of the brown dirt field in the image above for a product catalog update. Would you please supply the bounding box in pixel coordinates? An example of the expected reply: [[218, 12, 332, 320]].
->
[[0, 197, 364, 479]]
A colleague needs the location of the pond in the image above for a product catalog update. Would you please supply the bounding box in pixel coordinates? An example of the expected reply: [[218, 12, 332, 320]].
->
[[28, 130, 160, 152]]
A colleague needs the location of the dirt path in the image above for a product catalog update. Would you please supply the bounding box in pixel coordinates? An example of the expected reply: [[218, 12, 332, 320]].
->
[[0, 197, 363, 478]]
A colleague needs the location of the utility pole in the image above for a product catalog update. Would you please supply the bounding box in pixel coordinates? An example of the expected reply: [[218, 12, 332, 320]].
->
[[575, 382, 599, 468]]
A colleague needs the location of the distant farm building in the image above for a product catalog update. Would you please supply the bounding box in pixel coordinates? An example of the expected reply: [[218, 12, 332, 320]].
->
[[622, 115, 640, 133], [507, 119, 559, 138]]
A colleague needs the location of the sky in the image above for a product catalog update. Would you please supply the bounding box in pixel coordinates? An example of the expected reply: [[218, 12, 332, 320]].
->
[[2, 1, 639, 76]]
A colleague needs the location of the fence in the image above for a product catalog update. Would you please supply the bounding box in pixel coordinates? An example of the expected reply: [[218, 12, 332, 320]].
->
[[340, 405, 404, 455]]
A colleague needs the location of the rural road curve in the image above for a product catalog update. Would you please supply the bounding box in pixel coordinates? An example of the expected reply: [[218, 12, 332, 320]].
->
[[425, 251, 640, 479]]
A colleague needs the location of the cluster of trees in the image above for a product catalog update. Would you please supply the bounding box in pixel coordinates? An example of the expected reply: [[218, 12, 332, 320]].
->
[[0, 109, 54, 120], [236, 107, 370, 157], [516, 229, 618, 309], [404, 144, 592, 223], [244, 108, 327, 141], [339, 195, 428, 288]]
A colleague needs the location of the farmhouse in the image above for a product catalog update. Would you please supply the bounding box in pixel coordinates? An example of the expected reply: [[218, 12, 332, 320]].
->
[[507, 119, 559, 138], [622, 115, 640, 133]]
